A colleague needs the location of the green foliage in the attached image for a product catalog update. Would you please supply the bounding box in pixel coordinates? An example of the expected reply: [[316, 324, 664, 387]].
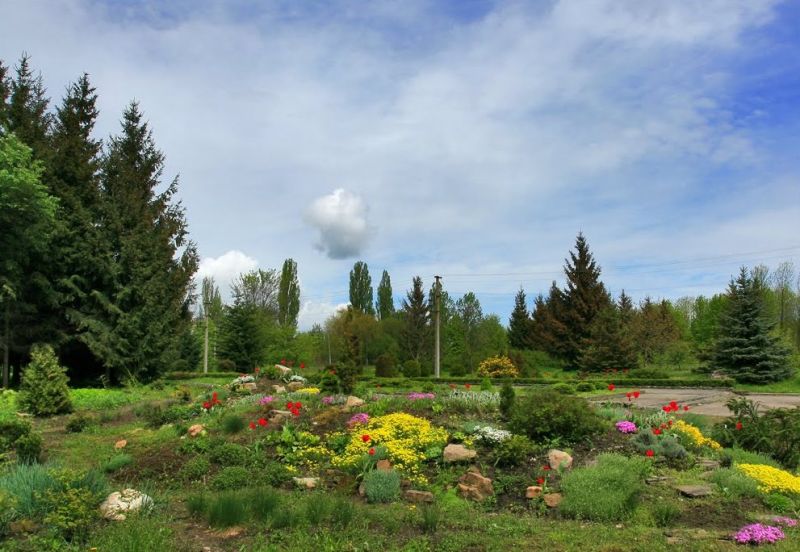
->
[[186, 492, 208, 517], [499, 380, 515, 420], [650, 501, 681, 528], [18, 344, 72, 416], [330, 495, 355, 528], [363, 469, 401, 503], [708, 468, 760, 500], [508, 288, 532, 350], [14, 432, 43, 464], [575, 382, 594, 393], [211, 466, 250, 490], [419, 502, 441, 534], [630, 432, 690, 468], [278, 258, 300, 329], [403, 359, 421, 378], [138, 402, 198, 429], [270, 503, 303, 529], [220, 413, 245, 434], [248, 487, 280, 522], [508, 389, 605, 444], [207, 491, 249, 527], [336, 361, 358, 394], [40, 485, 97, 539], [91, 515, 175, 551], [560, 453, 650, 521], [720, 447, 780, 469], [376, 269, 395, 321], [349, 261, 375, 315], [0, 463, 58, 518], [579, 305, 638, 372], [65, 413, 96, 433], [304, 493, 332, 525], [493, 434, 538, 467], [551, 382, 575, 395], [0, 419, 41, 463], [375, 353, 398, 378], [208, 443, 250, 467], [101, 454, 133, 473], [260, 461, 294, 487], [762, 493, 797, 513], [180, 456, 211, 481]]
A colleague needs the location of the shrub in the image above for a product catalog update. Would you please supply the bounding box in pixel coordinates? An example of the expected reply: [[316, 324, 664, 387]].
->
[[0, 419, 32, 450], [65, 413, 96, 433], [651, 501, 681, 527], [493, 434, 538, 467], [14, 432, 42, 464], [208, 443, 250, 466], [218, 359, 236, 372], [17, 344, 72, 416], [102, 453, 133, 473], [375, 354, 398, 378], [499, 381, 515, 420], [248, 487, 280, 522], [508, 389, 605, 444], [480, 377, 493, 391], [403, 359, 421, 378], [363, 469, 401, 503], [477, 356, 519, 379], [762, 493, 796, 513], [0, 462, 58, 519], [261, 461, 294, 487], [221, 414, 246, 434], [211, 466, 250, 490], [560, 453, 650, 521], [337, 362, 358, 394], [576, 382, 594, 393], [709, 468, 760, 500], [207, 491, 248, 527], [551, 382, 575, 395], [180, 456, 211, 481], [40, 485, 98, 539], [631, 432, 690, 468]]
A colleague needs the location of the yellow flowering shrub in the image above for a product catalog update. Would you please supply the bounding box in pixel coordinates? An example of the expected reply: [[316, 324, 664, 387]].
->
[[296, 387, 321, 394], [332, 413, 448, 482], [477, 355, 519, 379], [672, 420, 721, 451], [737, 463, 800, 495]]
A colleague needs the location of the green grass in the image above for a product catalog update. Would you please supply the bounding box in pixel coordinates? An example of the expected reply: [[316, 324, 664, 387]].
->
[[70, 388, 152, 411], [733, 374, 800, 394], [207, 491, 249, 528], [89, 514, 177, 551], [0, 463, 58, 518]]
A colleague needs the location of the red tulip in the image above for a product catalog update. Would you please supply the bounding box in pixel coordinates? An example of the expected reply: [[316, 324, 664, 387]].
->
[[683, 405, 689, 412], [368, 448, 375, 456], [258, 418, 267, 427], [249, 422, 256, 430], [608, 383, 616, 391], [465, 384, 471, 390], [626, 392, 632, 400], [652, 428, 662, 435], [669, 401, 678, 410], [203, 401, 211, 409], [668, 420, 673, 426], [537, 477, 545, 485], [300, 362, 305, 369], [662, 406, 670, 413], [633, 391, 640, 399], [736, 421, 743, 431], [291, 408, 300, 417], [294, 402, 302, 409], [361, 434, 371, 443], [281, 359, 286, 365], [645, 449, 655, 457], [542, 465, 551, 471], [286, 402, 293, 410]]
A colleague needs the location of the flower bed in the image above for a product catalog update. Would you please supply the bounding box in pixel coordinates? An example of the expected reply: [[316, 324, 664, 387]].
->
[[737, 464, 800, 495]]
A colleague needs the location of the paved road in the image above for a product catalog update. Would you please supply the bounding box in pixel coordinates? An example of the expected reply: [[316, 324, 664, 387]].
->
[[593, 388, 800, 417]]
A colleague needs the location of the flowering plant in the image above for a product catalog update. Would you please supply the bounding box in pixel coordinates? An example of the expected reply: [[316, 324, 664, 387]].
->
[[472, 425, 512, 443], [733, 523, 785, 544], [407, 392, 435, 401], [615, 420, 637, 434], [202, 391, 222, 411], [737, 464, 800, 495], [672, 420, 721, 451], [296, 387, 321, 395], [476, 355, 519, 379], [259, 395, 274, 406], [348, 413, 370, 428]]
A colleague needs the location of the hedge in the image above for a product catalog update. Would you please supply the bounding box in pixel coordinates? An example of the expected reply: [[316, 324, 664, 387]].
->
[[360, 376, 733, 389]]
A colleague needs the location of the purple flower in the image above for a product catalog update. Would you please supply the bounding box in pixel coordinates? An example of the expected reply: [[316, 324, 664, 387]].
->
[[259, 395, 274, 405], [322, 396, 334, 405], [772, 517, 798, 527], [348, 413, 370, 428], [615, 420, 637, 434], [733, 524, 785, 544], [407, 392, 435, 400]]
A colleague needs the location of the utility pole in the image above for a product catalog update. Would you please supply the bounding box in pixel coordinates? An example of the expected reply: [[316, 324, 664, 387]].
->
[[327, 331, 332, 365], [203, 300, 210, 374], [434, 275, 441, 379]]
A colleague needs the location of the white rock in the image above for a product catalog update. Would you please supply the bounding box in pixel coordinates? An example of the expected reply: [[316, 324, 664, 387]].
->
[[100, 489, 153, 521]]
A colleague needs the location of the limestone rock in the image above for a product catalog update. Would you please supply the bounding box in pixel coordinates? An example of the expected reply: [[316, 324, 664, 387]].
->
[[293, 477, 319, 490], [287, 381, 304, 392], [675, 485, 713, 498], [271, 385, 286, 394], [100, 489, 153, 521], [187, 424, 206, 438], [269, 410, 292, 424], [543, 493, 562, 508], [457, 470, 493, 501], [548, 449, 573, 470], [242, 382, 258, 392], [443, 443, 477, 463], [526, 486, 543, 499], [345, 396, 365, 408], [274, 364, 292, 376], [376, 459, 392, 472], [114, 439, 127, 450], [404, 490, 435, 503]]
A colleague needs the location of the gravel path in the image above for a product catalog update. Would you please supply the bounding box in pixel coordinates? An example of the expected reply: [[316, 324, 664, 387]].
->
[[593, 387, 800, 417]]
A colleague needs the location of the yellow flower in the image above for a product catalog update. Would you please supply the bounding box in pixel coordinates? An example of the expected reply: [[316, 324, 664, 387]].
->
[[297, 387, 321, 394], [737, 463, 800, 495], [672, 420, 721, 451], [477, 355, 519, 378]]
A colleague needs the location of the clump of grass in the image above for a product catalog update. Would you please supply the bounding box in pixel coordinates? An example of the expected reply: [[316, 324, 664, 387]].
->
[[559, 453, 650, 522], [90, 514, 176, 551], [248, 487, 281, 522], [186, 492, 208, 517], [303, 493, 332, 525], [650, 501, 681, 527], [0, 463, 58, 518], [270, 504, 303, 529], [221, 413, 246, 434], [211, 466, 250, 490], [708, 468, 760, 500], [207, 491, 248, 528], [420, 502, 441, 534], [721, 447, 781, 469], [102, 453, 133, 473], [330, 496, 355, 528]]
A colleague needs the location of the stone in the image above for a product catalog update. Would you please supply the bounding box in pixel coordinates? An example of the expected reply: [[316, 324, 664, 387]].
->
[[114, 439, 127, 450], [274, 364, 292, 376], [548, 449, 573, 470], [243, 382, 258, 392], [376, 459, 392, 472], [697, 458, 720, 470], [458, 482, 488, 502], [526, 486, 543, 499], [543, 493, 562, 508], [443, 443, 477, 463], [287, 381, 304, 392], [675, 485, 713, 498], [358, 481, 366, 497], [100, 489, 153, 521], [646, 476, 674, 485], [345, 396, 365, 408], [272, 385, 287, 394], [293, 477, 319, 490], [187, 424, 206, 438], [404, 490, 435, 503], [457, 470, 493, 501], [269, 410, 293, 424]]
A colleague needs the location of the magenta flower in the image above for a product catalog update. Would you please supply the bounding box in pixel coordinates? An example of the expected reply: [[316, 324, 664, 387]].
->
[[733, 524, 785, 544], [407, 392, 435, 400], [348, 413, 370, 428], [615, 420, 637, 434]]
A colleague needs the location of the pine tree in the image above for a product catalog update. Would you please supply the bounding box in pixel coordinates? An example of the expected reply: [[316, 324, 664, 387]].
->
[[529, 283, 568, 358], [400, 276, 430, 362], [0, 60, 10, 131], [508, 287, 532, 349], [713, 268, 791, 383], [376, 269, 394, 320], [101, 102, 198, 381], [578, 305, 638, 372], [349, 261, 374, 315], [8, 55, 51, 159], [561, 233, 610, 368], [618, 290, 634, 325], [18, 344, 72, 416], [277, 258, 300, 329], [218, 302, 264, 372]]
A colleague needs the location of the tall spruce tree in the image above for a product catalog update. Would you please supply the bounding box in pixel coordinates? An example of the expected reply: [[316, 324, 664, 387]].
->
[[0, 60, 10, 131], [712, 267, 791, 383], [277, 258, 300, 329], [530, 283, 568, 358], [579, 304, 638, 372], [400, 276, 430, 362], [376, 269, 394, 320], [8, 55, 51, 159], [101, 102, 198, 381], [560, 233, 610, 368], [508, 287, 532, 349], [349, 261, 374, 315]]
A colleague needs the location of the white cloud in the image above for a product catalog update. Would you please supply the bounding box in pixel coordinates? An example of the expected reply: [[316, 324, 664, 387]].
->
[[305, 189, 371, 259], [196, 250, 258, 295], [297, 300, 348, 331]]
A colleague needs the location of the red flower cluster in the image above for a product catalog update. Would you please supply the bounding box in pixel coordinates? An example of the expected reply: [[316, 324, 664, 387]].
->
[[662, 401, 689, 413], [608, 383, 616, 391], [736, 421, 743, 431], [625, 390, 641, 401], [465, 384, 472, 390], [286, 401, 303, 417], [249, 417, 268, 430], [645, 449, 655, 458], [202, 391, 222, 410]]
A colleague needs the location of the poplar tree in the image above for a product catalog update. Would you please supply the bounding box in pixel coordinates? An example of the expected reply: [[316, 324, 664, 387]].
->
[[376, 269, 394, 320], [278, 258, 300, 329], [349, 261, 374, 315]]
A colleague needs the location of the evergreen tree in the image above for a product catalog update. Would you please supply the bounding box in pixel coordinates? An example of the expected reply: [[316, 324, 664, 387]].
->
[[400, 276, 430, 362], [18, 344, 72, 416], [376, 269, 394, 320], [529, 283, 568, 358], [8, 55, 51, 159], [712, 268, 791, 383], [218, 302, 264, 372], [508, 287, 532, 349], [578, 305, 638, 372], [631, 297, 681, 364], [277, 258, 300, 329], [349, 261, 374, 315], [101, 102, 198, 381], [560, 233, 610, 368], [0, 60, 10, 131], [618, 290, 634, 326]]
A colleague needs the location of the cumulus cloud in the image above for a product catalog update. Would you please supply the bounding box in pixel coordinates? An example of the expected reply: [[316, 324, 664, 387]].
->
[[305, 189, 371, 259], [297, 300, 348, 331], [196, 250, 258, 295]]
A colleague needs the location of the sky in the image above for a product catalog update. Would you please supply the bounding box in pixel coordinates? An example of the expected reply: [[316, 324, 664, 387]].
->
[[2, 0, 799, 330]]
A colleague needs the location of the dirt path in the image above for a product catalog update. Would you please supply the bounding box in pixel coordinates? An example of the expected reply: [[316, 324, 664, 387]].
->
[[593, 387, 800, 417]]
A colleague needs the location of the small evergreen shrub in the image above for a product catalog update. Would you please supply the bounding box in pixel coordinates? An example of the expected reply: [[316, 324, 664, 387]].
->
[[14, 432, 42, 464], [493, 434, 537, 467], [0, 419, 41, 463], [403, 359, 421, 378], [211, 466, 250, 490], [551, 382, 575, 395], [631, 432, 690, 469], [508, 389, 605, 444], [320, 366, 339, 394], [375, 354, 398, 378], [180, 456, 211, 481], [208, 443, 250, 467], [499, 381, 515, 420], [363, 469, 401, 503], [17, 345, 72, 416], [218, 359, 236, 372], [337, 362, 358, 394], [101, 453, 133, 473], [221, 414, 246, 434], [261, 461, 293, 487], [65, 413, 96, 433], [576, 382, 594, 393]]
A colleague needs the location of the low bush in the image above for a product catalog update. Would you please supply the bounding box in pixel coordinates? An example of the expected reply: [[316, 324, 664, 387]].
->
[[101, 454, 133, 473], [17, 345, 72, 417], [720, 447, 781, 469], [0, 420, 42, 464], [186, 492, 208, 516], [493, 435, 538, 467], [65, 413, 96, 433], [560, 453, 650, 522], [419, 502, 441, 534], [508, 389, 605, 444], [14, 432, 43, 464], [270, 504, 303, 529], [576, 382, 594, 393], [499, 381, 515, 420], [208, 443, 250, 467], [363, 469, 401, 503], [477, 356, 519, 379], [180, 456, 211, 481], [211, 466, 250, 490], [631, 432, 690, 469], [403, 359, 421, 378], [220, 414, 246, 434], [375, 353, 398, 378], [551, 382, 575, 395]]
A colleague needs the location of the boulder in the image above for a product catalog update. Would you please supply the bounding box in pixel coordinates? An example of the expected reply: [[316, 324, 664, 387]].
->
[[187, 424, 205, 438], [697, 458, 720, 470], [548, 449, 573, 470], [100, 489, 153, 521], [675, 485, 713, 498], [376, 459, 392, 472], [443, 444, 477, 463], [525, 486, 543, 499], [345, 396, 365, 408], [243, 382, 258, 392], [404, 490, 435, 503], [271, 385, 287, 394], [114, 439, 127, 450], [543, 493, 562, 508], [293, 477, 319, 490], [269, 410, 292, 424], [287, 381, 304, 392], [457, 470, 493, 501], [458, 482, 487, 502], [274, 364, 292, 376]]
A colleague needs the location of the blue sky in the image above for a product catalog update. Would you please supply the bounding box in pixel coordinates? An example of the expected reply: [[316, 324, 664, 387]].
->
[[2, 0, 799, 328]]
